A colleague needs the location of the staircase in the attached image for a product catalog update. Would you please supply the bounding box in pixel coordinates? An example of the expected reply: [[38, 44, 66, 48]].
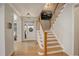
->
[[38, 31, 68, 56], [37, 4, 68, 56]]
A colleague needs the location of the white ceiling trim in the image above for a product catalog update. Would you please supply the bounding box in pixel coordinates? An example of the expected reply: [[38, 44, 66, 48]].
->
[[9, 3, 45, 17]]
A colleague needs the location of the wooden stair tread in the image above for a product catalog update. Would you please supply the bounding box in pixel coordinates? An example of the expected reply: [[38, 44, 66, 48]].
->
[[48, 36, 56, 38], [48, 32, 52, 33], [47, 38, 56, 39], [47, 47, 63, 52], [48, 34, 54, 35], [47, 39, 57, 42], [38, 47, 63, 54], [48, 34, 55, 36], [47, 52, 68, 56], [47, 43, 60, 46], [48, 33, 53, 34], [48, 35, 56, 37]]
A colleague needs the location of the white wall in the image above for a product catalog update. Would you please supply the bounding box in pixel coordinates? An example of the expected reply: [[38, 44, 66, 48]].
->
[[16, 15, 22, 42], [52, 4, 74, 55], [5, 4, 14, 56], [41, 20, 51, 30], [0, 4, 5, 56], [0, 4, 14, 56], [74, 5, 79, 55]]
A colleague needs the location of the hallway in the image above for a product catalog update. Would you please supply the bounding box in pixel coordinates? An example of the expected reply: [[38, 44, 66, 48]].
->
[[0, 3, 79, 56]]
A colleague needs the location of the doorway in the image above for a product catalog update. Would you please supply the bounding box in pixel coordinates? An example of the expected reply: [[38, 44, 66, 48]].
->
[[22, 17, 36, 41], [23, 24, 35, 40], [13, 13, 17, 41]]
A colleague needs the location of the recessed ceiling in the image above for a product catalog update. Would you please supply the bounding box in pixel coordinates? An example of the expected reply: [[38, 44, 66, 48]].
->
[[11, 3, 45, 17]]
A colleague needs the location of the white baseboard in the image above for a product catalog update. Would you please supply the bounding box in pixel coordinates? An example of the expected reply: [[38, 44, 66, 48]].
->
[[38, 52, 44, 55], [63, 50, 73, 56]]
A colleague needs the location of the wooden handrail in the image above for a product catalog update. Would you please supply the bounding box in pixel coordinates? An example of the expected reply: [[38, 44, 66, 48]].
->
[[44, 32, 47, 56]]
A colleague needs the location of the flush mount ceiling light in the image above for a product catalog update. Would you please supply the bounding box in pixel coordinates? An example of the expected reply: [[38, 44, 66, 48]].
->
[[27, 13, 30, 15], [26, 12, 31, 17]]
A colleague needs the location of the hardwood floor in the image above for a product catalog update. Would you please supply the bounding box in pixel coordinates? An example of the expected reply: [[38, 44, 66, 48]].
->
[[13, 40, 39, 56], [13, 40, 68, 56]]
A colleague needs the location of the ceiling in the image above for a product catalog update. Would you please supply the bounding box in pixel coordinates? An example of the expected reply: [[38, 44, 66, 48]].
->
[[11, 3, 45, 17]]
